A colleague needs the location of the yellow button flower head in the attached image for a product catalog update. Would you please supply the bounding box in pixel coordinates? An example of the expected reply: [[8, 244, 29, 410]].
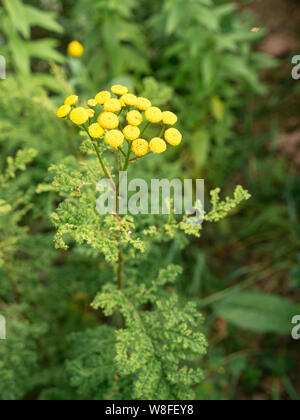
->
[[86, 109, 95, 119], [57, 105, 71, 118], [132, 139, 149, 157], [88, 99, 98, 108], [145, 107, 163, 123], [121, 93, 137, 107], [70, 107, 89, 125], [162, 111, 178, 126], [111, 85, 129, 96], [95, 91, 111, 105], [64, 95, 79, 106], [136, 97, 152, 111], [150, 137, 167, 154], [165, 128, 182, 146], [98, 112, 119, 130], [123, 125, 140, 141], [88, 123, 104, 139], [104, 98, 122, 113], [127, 110, 143, 126], [68, 41, 84, 57], [105, 130, 124, 148]]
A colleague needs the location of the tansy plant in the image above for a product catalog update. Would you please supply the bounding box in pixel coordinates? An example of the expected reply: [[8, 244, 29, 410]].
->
[[57, 84, 182, 170], [52, 85, 250, 400]]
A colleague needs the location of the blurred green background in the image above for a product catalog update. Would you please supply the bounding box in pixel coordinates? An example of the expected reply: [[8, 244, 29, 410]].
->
[[0, 0, 299, 400]]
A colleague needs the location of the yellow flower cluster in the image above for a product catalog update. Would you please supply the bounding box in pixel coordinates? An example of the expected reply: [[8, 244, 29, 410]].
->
[[56, 86, 182, 158]]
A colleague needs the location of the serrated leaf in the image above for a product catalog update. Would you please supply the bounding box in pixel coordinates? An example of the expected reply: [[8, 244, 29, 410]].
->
[[214, 292, 300, 335], [3, 0, 30, 38], [24, 5, 63, 34], [25, 39, 65, 64]]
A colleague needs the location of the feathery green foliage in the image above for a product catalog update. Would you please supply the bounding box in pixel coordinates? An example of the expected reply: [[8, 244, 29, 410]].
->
[[0, 0, 64, 90], [48, 105, 250, 399]]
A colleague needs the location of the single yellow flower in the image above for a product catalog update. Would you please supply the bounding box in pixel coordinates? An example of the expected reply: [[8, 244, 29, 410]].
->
[[98, 112, 119, 130], [104, 98, 122, 113], [105, 130, 124, 148], [111, 85, 129, 96], [95, 91, 111, 105], [136, 97, 152, 111], [145, 107, 163, 123], [70, 107, 89, 125], [64, 95, 79, 106], [127, 110, 143, 126], [123, 125, 140, 141], [121, 93, 137, 107], [165, 128, 182, 146], [162, 111, 178, 126], [88, 99, 98, 108], [88, 123, 104, 139], [67, 41, 84, 57], [132, 139, 149, 157], [86, 109, 95, 119], [57, 105, 71, 118], [150, 137, 167, 154]]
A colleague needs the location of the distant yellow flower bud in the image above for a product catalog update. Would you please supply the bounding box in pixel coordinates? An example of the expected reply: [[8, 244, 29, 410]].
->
[[132, 139, 149, 157], [145, 107, 163, 123], [123, 125, 140, 141], [162, 111, 178, 126], [105, 130, 124, 148], [70, 107, 89, 125], [98, 112, 119, 130], [64, 95, 79, 106], [104, 98, 122, 113], [150, 137, 167, 154], [111, 85, 129, 96], [95, 91, 111, 105], [126, 110, 143, 126], [57, 105, 71, 118], [121, 93, 137, 107], [136, 97, 152, 111], [165, 128, 182, 146], [67, 41, 84, 57], [88, 99, 98, 108], [88, 123, 104, 139]]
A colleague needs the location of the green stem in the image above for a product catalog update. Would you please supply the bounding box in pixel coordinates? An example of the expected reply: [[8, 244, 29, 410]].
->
[[82, 126, 113, 181], [140, 121, 151, 137], [118, 149, 123, 171], [92, 142, 111, 179], [159, 125, 166, 138], [129, 152, 152, 163], [123, 141, 132, 171], [118, 147, 127, 158]]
